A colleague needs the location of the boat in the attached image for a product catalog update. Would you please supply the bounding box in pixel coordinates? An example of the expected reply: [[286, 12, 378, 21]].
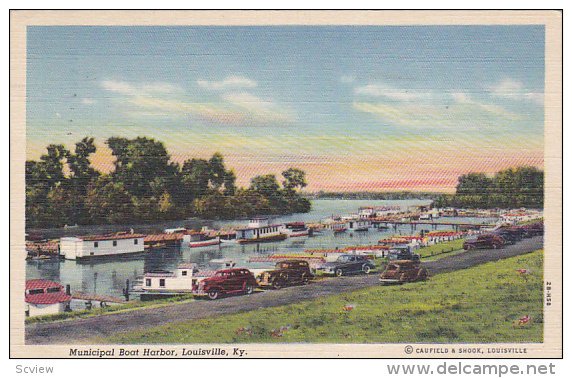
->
[[186, 231, 221, 248], [347, 219, 370, 232], [283, 222, 311, 237], [331, 222, 347, 234], [218, 231, 238, 244], [133, 259, 237, 299], [236, 217, 288, 244]]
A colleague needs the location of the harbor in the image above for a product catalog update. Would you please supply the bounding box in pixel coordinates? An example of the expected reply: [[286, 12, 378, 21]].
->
[[24, 199, 515, 300]]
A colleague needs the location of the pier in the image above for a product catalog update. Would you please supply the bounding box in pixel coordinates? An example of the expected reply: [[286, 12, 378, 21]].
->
[[371, 220, 494, 232]]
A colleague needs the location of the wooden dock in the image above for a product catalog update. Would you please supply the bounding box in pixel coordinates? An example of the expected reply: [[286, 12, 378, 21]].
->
[[371, 219, 494, 231]]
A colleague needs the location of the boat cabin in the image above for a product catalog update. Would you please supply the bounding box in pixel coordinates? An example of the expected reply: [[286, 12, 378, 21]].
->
[[60, 233, 145, 260]]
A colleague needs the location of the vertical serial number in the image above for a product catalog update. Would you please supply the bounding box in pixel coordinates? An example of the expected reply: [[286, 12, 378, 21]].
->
[[545, 281, 552, 306]]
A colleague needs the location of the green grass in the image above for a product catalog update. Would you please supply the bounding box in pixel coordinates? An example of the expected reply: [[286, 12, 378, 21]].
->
[[103, 250, 543, 344], [25, 294, 196, 324], [417, 239, 466, 258]]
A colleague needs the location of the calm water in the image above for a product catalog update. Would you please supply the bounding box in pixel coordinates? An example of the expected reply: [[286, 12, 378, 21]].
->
[[26, 199, 496, 298]]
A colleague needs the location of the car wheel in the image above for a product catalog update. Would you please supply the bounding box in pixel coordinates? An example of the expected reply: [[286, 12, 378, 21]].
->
[[492, 244, 499, 249], [245, 284, 254, 295], [362, 265, 371, 274], [301, 274, 310, 285], [272, 280, 283, 290], [417, 268, 429, 281], [207, 289, 220, 300], [335, 268, 343, 277]]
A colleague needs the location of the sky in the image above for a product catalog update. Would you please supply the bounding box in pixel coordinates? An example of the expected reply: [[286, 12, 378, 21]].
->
[[26, 25, 545, 193]]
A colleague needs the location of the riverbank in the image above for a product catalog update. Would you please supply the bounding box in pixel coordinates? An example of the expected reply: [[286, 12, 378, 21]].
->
[[104, 250, 543, 344], [25, 236, 543, 344]]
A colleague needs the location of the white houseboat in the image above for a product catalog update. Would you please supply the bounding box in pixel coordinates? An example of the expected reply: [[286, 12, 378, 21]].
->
[[25, 279, 71, 317], [135, 259, 237, 297], [236, 217, 287, 244], [348, 219, 370, 232], [283, 222, 311, 237], [60, 233, 146, 260]]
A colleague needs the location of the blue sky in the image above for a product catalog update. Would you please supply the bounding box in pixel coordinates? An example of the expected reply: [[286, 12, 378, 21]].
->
[[26, 25, 545, 191]]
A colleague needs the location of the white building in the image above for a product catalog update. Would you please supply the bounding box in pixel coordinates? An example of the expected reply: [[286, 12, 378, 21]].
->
[[60, 233, 146, 260], [25, 280, 71, 317]]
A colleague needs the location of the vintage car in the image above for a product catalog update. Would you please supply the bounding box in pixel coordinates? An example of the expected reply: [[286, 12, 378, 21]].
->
[[492, 229, 518, 245], [379, 260, 429, 284], [387, 246, 421, 261], [463, 234, 505, 250], [318, 254, 376, 277], [257, 260, 314, 289], [520, 222, 544, 237], [193, 268, 257, 300]]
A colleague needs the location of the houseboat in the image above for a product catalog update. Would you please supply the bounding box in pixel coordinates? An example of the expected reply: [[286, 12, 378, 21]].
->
[[60, 233, 146, 260], [283, 222, 312, 237], [134, 259, 236, 299], [236, 217, 287, 244], [25, 279, 71, 317], [347, 219, 370, 232], [186, 231, 220, 248], [331, 222, 347, 234]]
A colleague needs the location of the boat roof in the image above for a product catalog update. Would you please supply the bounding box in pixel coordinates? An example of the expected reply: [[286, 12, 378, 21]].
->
[[235, 224, 284, 231], [65, 233, 145, 242]]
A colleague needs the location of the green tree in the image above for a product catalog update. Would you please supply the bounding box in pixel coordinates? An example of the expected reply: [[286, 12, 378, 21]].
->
[[85, 176, 134, 224], [282, 168, 308, 193], [106, 137, 172, 198]]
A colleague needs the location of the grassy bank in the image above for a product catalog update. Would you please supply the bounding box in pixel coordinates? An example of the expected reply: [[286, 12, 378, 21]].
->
[[417, 238, 465, 258], [104, 250, 543, 344], [25, 294, 195, 325]]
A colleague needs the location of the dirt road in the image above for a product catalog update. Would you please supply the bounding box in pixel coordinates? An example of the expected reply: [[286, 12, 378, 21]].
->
[[25, 236, 543, 344]]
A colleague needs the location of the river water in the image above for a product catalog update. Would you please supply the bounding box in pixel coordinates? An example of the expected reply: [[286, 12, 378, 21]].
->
[[25, 199, 496, 298]]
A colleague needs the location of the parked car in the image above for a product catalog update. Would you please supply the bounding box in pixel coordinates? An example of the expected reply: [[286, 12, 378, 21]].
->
[[521, 222, 544, 237], [193, 268, 257, 300], [387, 246, 421, 262], [319, 254, 376, 277], [379, 260, 429, 284], [463, 234, 505, 250], [257, 260, 314, 289], [492, 230, 518, 245]]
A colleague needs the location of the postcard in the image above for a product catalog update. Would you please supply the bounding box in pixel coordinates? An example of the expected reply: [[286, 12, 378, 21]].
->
[[10, 10, 562, 358]]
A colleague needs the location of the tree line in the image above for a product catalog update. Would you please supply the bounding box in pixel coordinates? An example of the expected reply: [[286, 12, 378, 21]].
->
[[26, 137, 311, 228], [433, 166, 544, 209]]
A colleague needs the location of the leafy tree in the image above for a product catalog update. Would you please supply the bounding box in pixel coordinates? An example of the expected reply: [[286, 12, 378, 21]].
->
[[282, 168, 308, 194], [106, 137, 172, 198], [85, 176, 134, 224], [456, 173, 493, 196], [180, 158, 211, 200], [208, 152, 226, 190], [250, 174, 280, 195], [223, 170, 237, 196]]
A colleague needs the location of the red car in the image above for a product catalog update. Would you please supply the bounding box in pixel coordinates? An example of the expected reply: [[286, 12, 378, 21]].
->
[[463, 234, 505, 250], [193, 268, 257, 300]]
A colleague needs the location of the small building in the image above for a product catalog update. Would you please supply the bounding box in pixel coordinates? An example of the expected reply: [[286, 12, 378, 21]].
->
[[25, 280, 71, 317], [60, 233, 146, 260]]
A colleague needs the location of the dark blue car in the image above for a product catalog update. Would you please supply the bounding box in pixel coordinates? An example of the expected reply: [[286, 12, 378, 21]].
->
[[319, 254, 376, 277]]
